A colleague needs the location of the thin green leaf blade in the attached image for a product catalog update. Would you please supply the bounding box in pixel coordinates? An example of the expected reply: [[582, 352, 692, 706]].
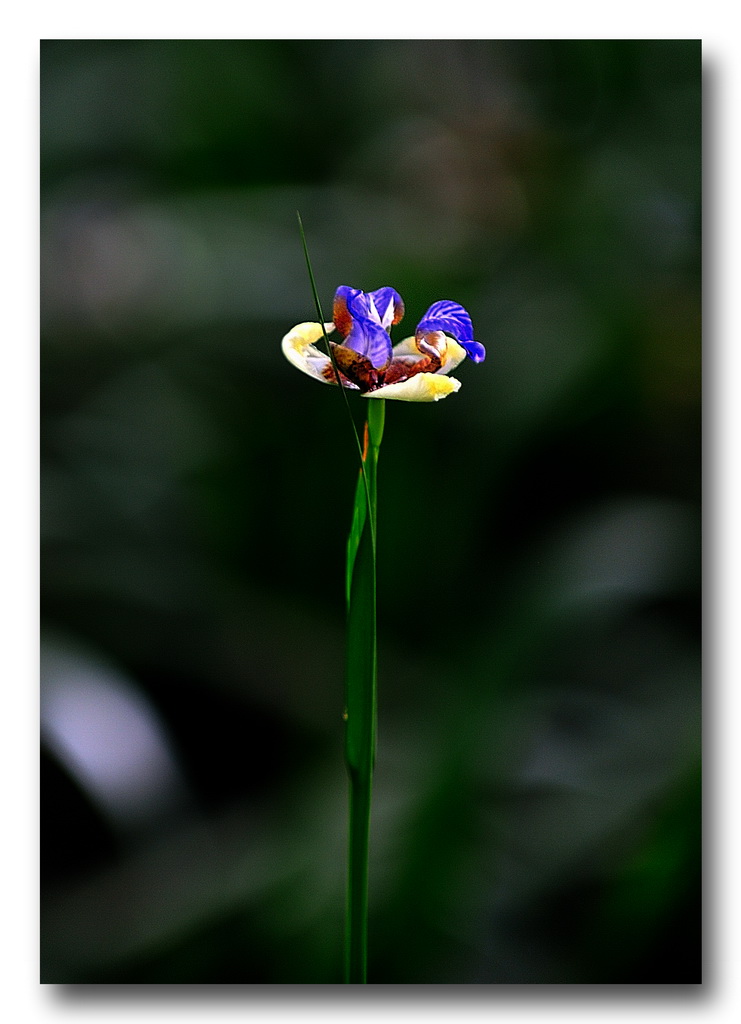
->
[[346, 464, 368, 608], [345, 509, 376, 776]]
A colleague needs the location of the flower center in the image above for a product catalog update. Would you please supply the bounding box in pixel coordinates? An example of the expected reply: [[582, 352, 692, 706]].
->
[[323, 337, 447, 393]]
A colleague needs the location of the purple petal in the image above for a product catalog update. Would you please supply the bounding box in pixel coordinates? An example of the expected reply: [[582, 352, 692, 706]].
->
[[333, 285, 360, 338], [334, 285, 405, 328], [333, 285, 403, 368], [416, 299, 485, 363], [366, 287, 405, 329], [345, 288, 377, 323], [344, 317, 393, 369]]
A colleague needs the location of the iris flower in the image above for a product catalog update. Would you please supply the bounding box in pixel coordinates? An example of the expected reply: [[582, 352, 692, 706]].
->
[[282, 285, 485, 402]]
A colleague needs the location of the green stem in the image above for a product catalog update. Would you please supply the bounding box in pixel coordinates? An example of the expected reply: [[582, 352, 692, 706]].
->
[[344, 398, 384, 983], [294, 213, 385, 982]]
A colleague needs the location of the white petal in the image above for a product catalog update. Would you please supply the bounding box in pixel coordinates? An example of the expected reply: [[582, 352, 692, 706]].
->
[[391, 335, 467, 375], [363, 373, 462, 402], [281, 321, 341, 385]]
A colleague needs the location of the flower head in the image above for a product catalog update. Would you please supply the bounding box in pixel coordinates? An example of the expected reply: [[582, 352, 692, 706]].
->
[[282, 286, 484, 402]]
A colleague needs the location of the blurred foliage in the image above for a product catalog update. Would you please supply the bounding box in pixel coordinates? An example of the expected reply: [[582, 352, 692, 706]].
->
[[40, 39, 701, 984]]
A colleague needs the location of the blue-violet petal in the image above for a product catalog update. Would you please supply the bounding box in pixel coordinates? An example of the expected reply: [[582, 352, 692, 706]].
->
[[416, 299, 485, 363], [344, 317, 394, 369]]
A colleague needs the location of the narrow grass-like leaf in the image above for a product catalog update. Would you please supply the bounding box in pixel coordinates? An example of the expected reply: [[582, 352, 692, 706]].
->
[[346, 444, 368, 607], [344, 409, 381, 772], [296, 212, 374, 547], [345, 398, 385, 604]]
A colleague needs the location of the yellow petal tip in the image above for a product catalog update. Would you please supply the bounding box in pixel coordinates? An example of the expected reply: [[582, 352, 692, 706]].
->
[[364, 373, 462, 402]]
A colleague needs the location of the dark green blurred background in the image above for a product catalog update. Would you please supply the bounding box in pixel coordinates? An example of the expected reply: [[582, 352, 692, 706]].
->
[[40, 39, 701, 984]]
